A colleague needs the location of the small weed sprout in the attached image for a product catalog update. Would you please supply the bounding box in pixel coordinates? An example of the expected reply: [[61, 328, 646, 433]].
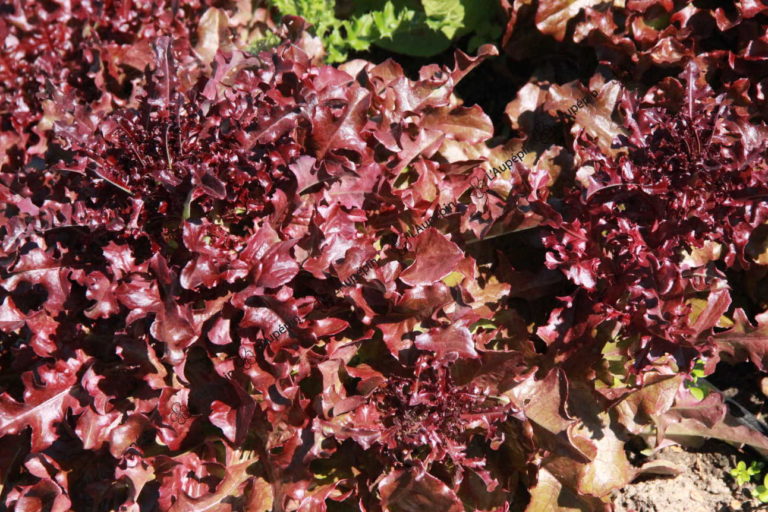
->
[[684, 359, 709, 401], [730, 460, 764, 486], [754, 473, 768, 502]]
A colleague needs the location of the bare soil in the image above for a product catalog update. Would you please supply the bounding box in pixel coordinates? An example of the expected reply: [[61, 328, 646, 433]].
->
[[613, 441, 765, 512]]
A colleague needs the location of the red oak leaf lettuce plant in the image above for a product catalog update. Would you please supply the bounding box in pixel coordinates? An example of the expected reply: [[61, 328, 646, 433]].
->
[[535, 63, 768, 371], [501, 63, 768, 507], [0, 7, 523, 510]]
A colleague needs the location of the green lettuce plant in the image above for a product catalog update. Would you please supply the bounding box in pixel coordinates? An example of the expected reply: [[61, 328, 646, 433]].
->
[[268, 0, 502, 62]]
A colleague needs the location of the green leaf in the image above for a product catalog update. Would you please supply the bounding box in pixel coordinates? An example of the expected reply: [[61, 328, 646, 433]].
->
[[421, 0, 465, 39], [691, 359, 706, 379], [688, 385, 705, 401], [347, 16, 376, 48], [756, 483, 768, 503], [372, 1, 401, 39]]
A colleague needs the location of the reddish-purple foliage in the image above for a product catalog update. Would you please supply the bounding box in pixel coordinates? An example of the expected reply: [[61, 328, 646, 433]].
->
[[3, 2, 768, 512], [0, 6, 515, 508], [534, 62, 768, 371], [0, 0, 208, 172], [501, 0, 768, 119]]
